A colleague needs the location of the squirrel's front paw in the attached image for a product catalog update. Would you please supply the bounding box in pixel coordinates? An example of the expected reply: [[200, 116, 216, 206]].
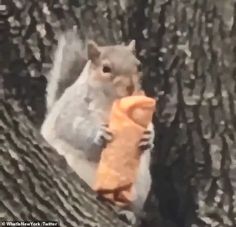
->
[[94, 123, 113, 147], [118, 209, 137, 226], [138, 129, 154, 154]]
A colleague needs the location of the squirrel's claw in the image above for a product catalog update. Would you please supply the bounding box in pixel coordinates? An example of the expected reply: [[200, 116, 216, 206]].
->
[[94, 123, 113, 147], [100, 123, 113, 142], [138, 129, 154, 154], [118, 209, 137, 226]]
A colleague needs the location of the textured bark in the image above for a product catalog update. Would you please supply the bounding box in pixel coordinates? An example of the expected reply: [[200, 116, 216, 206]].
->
[[147, 1, 236, 227], [1, 0, 236, 227], [0, 99, 129, 227]]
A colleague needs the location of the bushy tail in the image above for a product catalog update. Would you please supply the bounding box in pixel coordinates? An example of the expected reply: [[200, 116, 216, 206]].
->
[[46, 31, 87, 113]]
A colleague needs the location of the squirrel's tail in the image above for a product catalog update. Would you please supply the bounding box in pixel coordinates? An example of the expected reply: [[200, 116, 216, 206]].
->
[[46, 30, 87, 113]]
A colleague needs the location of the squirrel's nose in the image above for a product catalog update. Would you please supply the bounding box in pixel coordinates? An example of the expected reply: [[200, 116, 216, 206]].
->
[[127, 84, 135, 95]]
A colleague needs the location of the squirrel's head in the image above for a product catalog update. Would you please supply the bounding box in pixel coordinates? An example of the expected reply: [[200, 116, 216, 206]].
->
[[87, 40, 142, 98]]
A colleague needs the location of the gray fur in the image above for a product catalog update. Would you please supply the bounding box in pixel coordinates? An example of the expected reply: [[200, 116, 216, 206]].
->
[[100, 45, 140, 76], [41, 33, 154, 214], [46, 31, 87, 113]]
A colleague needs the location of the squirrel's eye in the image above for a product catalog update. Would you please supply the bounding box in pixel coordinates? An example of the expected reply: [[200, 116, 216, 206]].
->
[[103, 65, 111, 73]]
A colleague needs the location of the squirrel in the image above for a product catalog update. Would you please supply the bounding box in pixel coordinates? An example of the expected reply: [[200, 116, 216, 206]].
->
[[41, 31, 155, 221]]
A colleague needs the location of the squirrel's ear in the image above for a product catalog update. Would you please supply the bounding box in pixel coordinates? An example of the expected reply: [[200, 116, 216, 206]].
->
[[87, 40, 101, 61], [127, 40, 136, 53]]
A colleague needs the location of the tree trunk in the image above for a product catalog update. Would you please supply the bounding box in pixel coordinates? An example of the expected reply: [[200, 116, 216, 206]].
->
[[144, 1, 236, 226], [0, 99, 129, 227], [1, 0, 236, 227]]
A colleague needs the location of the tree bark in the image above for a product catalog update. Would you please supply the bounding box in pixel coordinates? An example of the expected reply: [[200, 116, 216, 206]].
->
[[0, 99, 129, 227], [1, 0, 236, 227], [144, 1, 236, 226]]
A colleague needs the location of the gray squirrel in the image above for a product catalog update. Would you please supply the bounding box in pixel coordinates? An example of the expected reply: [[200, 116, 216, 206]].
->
[[41, 31, 155, 219]]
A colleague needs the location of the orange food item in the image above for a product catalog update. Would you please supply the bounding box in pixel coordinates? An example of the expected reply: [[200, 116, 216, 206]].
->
[[93, 93, 156, 206]]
